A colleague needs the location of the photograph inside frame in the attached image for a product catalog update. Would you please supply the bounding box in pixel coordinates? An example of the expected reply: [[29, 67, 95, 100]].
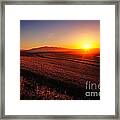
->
[[20, 20, 100, 100]]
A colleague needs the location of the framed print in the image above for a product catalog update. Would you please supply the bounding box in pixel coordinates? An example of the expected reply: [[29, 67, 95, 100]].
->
[[0, 0, 119, 119]]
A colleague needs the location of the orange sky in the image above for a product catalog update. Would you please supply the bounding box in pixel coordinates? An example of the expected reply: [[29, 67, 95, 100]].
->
[[20, 20, 100, 50]]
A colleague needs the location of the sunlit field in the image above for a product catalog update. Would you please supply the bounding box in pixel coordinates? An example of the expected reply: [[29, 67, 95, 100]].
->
[[20, 47, 100, 100]]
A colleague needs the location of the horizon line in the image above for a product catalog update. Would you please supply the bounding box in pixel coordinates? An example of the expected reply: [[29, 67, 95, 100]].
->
[[20, 46, 100, 51]]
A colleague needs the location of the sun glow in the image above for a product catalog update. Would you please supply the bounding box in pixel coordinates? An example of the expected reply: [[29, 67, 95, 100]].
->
[[83, 43, 92, 50], [76, 40, 94, 50]]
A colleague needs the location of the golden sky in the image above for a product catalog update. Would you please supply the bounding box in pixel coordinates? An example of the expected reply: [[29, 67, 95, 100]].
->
[[20, 20, 100, 50]]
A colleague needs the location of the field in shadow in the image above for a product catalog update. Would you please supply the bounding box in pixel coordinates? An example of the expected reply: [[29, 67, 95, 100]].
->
[[21, 69, 99, 100]]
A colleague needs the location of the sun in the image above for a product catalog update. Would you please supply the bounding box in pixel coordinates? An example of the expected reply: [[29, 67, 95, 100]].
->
[[83, 43, 92, 50], [74, 39, 99, 50]]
